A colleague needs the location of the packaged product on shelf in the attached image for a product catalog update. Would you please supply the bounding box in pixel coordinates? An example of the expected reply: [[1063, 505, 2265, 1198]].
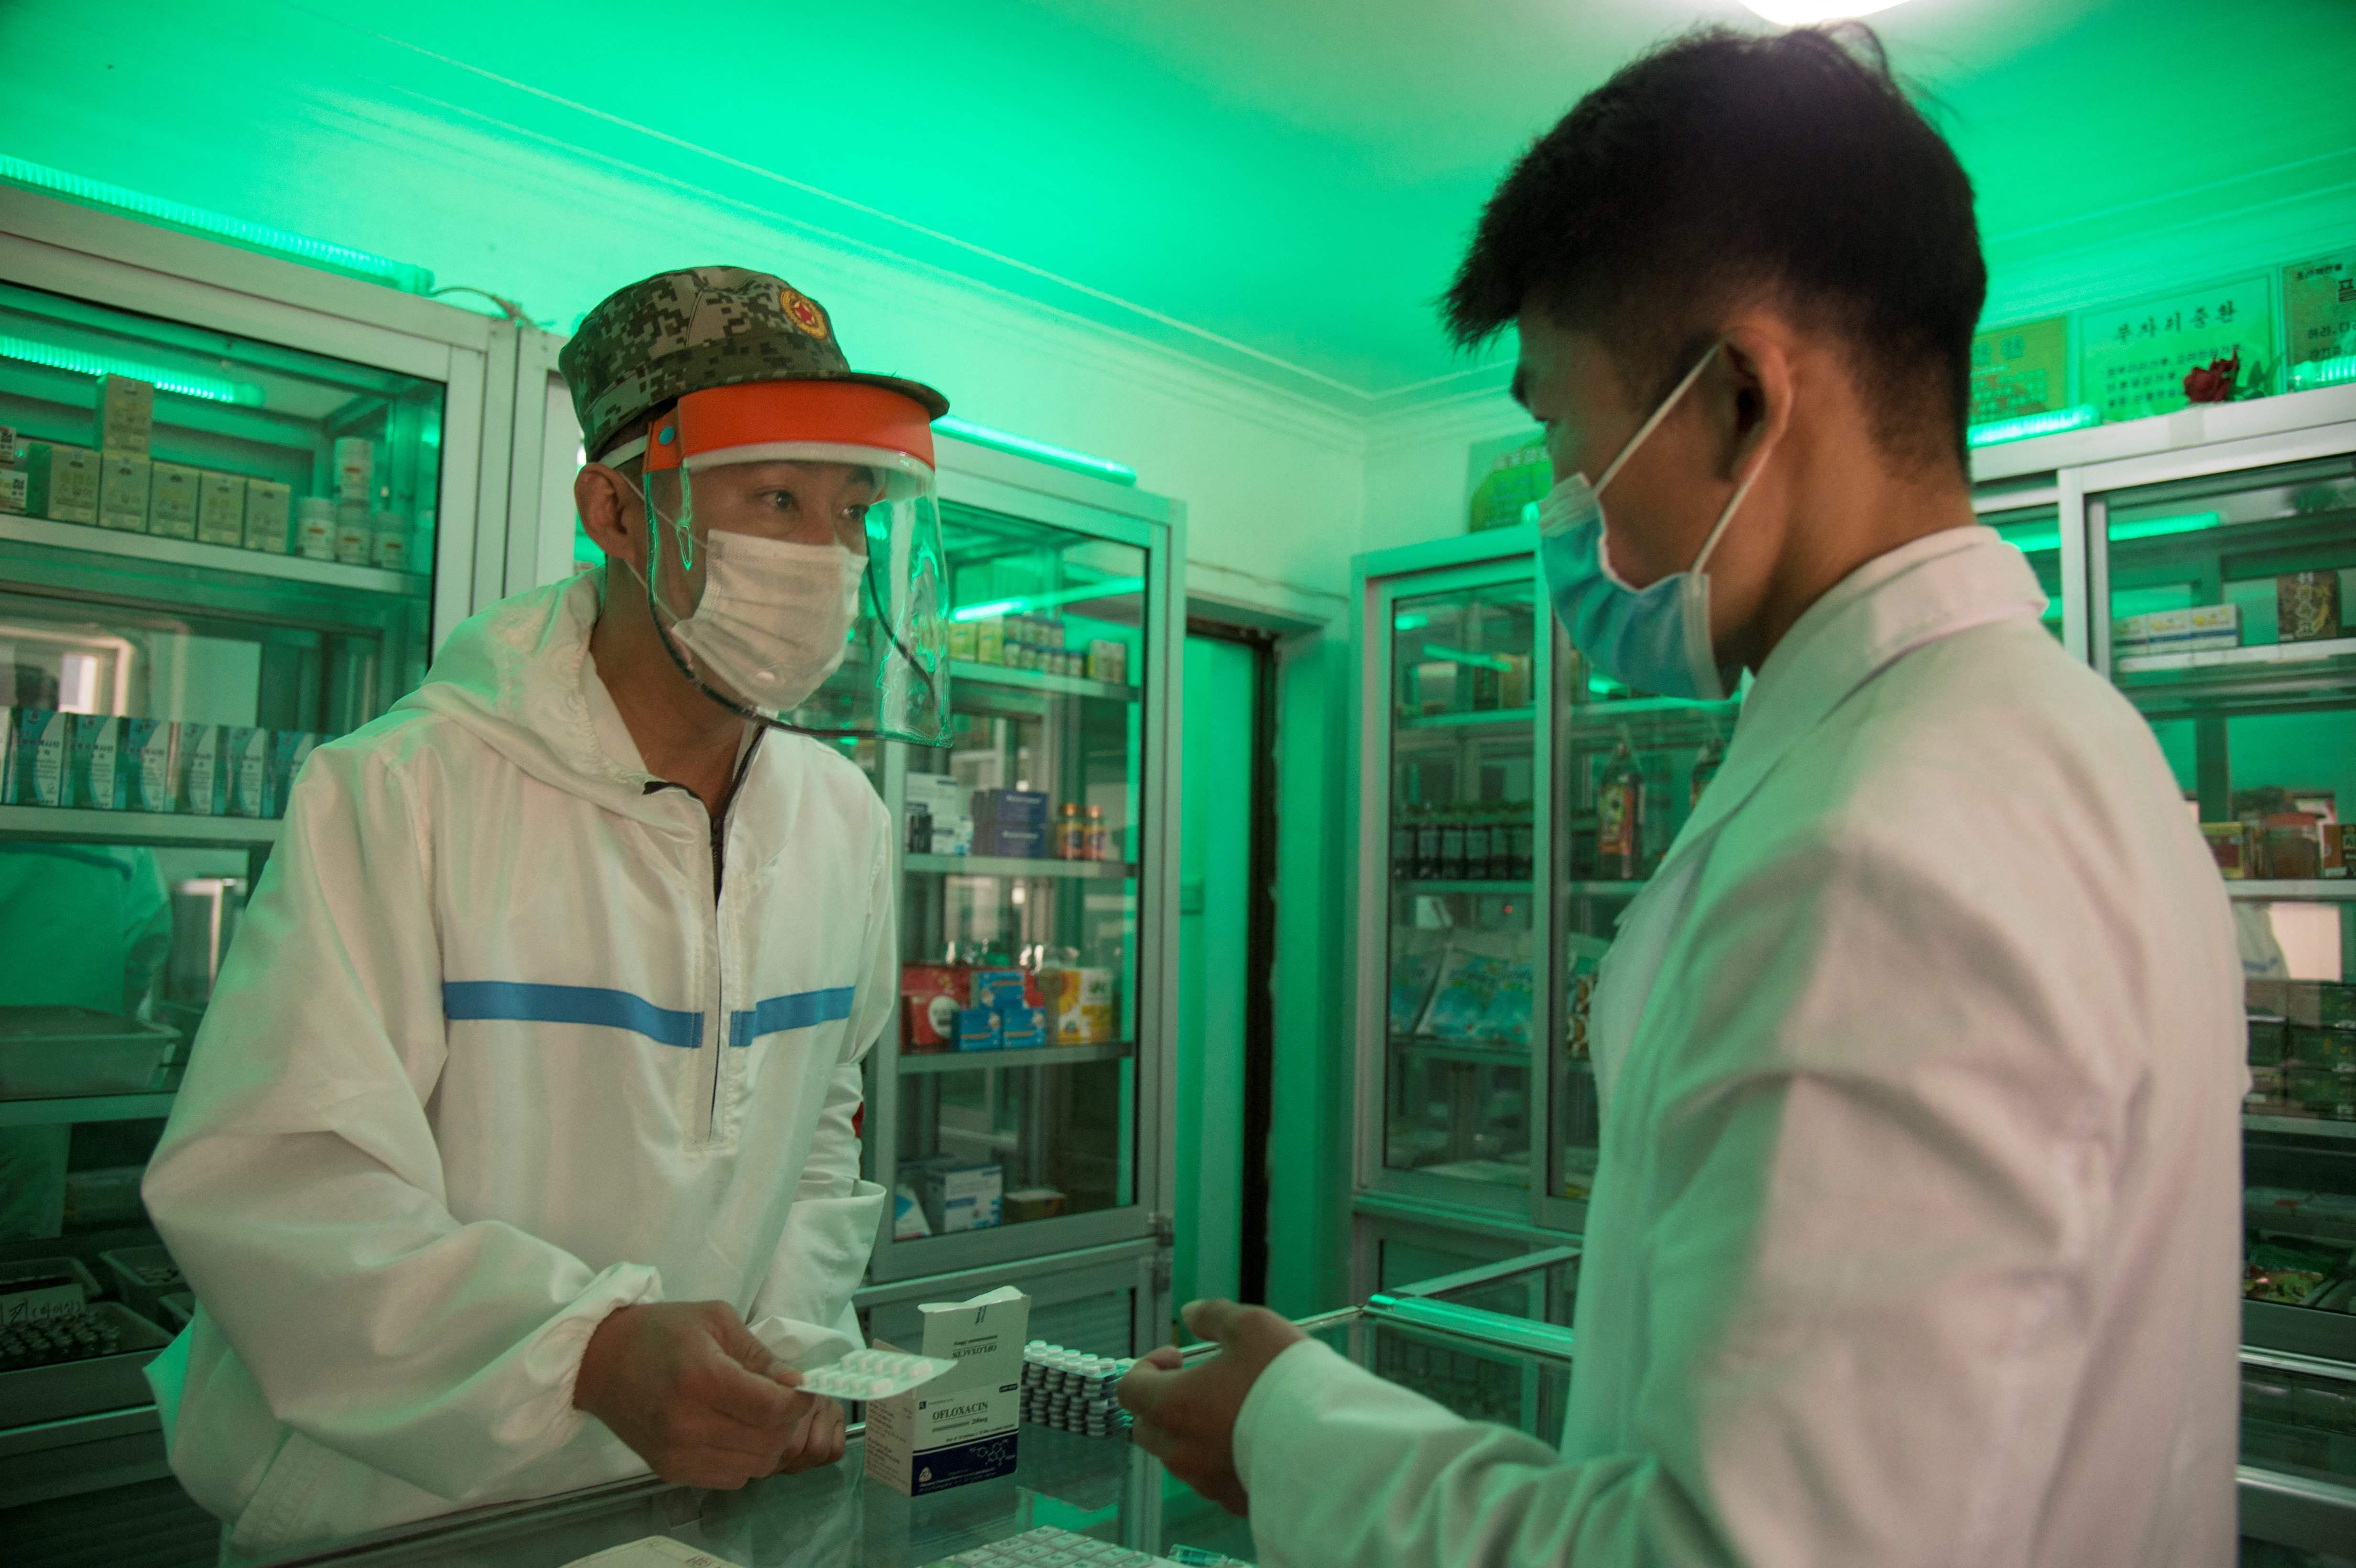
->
[[120, 719, 177, 813], [264, 730, 319, 817], [1595, 737, 1644, 880], [1473, 954, 1536, 1046], [0, 425, 16, 465], [1039, 966, 1115, 1044], [892, 1184, 932, 1239], [2247, 1014, 2288, 1066], [221, 726, 272, 817], [899, 963, 969, 1052], [1086, 639, 1126, 684], [976, 616, 1004, 665], [1420, 946, 1512, 1041], [97, 374, 154, 455], [175, 723, 224, 816], [2281, 980, 2356, 1030], [915, 1163, 1004, 1234], [146, 461, 201, 541], [241, 479, 291, 553], [862, 1284, 1027, 1496], [332, 437, 374, 501], [25, 443, 100, 524], [195, 471, 247, 546], [2287, 1066, 2353, 1121], [1499, 653, 1532, 709], [1084, 803, 1111, 861], [2327, 824, 2351, 879], [0, 469, 26, 516], [2200, 822, 2249, 878], [295, 498, 335, 560], [954, 1006, 1001, 1051], [1438, 806, 1467, 879], [1055, 801, 1087, 860], [1002, 1187, 1067, 1223], [371, 511, 408, 571], [97, 453, 151, 534], [971, 788, 1049, 858], [2291, 1026, 2356, 1073], [2245, 1065, 2287, 1112], [7, 708, 68, 806], [998, 1006, 1046, 1050], [333, 502, 371, 566], [67, 716, 126, 810], [948, 621, 977, 662], [971, 967, 1036, 1015], [2278, 571, 2343, 643], [2258, 813, 2325, 880], [904, 772, 971, 855]]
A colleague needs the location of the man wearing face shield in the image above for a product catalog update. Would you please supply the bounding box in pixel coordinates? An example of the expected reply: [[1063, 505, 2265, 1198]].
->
[[139, 267, 951, 1552], [1122, 27, 2242, 1568]]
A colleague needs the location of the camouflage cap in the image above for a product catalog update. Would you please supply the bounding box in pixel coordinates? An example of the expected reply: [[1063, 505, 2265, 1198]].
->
[[560, 266, 949, 461]]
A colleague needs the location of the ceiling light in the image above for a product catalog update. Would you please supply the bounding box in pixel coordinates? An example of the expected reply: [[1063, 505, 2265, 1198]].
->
[[1741, 0, 1911, 24], [1967, 405, 2099, 448], [936, 416, 1135, 487]]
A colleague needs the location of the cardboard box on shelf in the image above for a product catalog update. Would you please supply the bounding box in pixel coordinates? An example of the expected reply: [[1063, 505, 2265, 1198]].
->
[[25, 443, 100, 525], [899, 964, 969, 1052], [0, 425, 16, 465], [147, 462, 201, 541], [2326, 824, 2350, 879], [997, 1007, 1046, 1051], [221, 726, 272, 817], [953, 1007, 1000, 1052], [97, 374, 154, 455], [2279, 571, 2343, 643], [971, 789, 1049, 858], [264, 731, 319, 818], [7, 709, 69, 805], [0, 469, 26, 516], [1002, 1187, 1067, 1223], [904, 772, 971, 856], [244, 479, 292, 553], [917, 1162, 1003, 1233], [2202, 822, 2249, 879], [176, 724, 224, 817], [1040, 967, 1116, 1044], [862, 1285, 1028, 1496], [67, 716, 126, 810], [120, 720, 177, 813], [97, 453, 150, 533], [196, 472, 247, 546]]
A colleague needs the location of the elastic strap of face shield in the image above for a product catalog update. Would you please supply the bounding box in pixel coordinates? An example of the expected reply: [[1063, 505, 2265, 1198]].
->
[[644, 381, 937, 476]]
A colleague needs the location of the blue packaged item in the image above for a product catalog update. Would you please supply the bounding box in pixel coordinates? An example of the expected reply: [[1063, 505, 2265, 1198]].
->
[[955, 1007, 1001, 1051], [998, 1007, 1046, 1050], [973, 968, 1029, 1017], [8, 709, 68, 806], [972, 788, 1050, 858], [68, 715, 126, 809], [120, 719, 177, 812]]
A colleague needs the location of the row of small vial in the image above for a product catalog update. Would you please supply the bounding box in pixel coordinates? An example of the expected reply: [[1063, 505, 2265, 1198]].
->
[[1392, 804, 1538, 883]]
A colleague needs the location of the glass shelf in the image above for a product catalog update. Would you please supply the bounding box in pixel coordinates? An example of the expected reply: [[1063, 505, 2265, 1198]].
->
[[905, 853, 1134, 881], [899, 1041, 1134, 1075], [0, 804, 281, 847], [0, 513, 423, 596], [949, 658, 1138, 705]]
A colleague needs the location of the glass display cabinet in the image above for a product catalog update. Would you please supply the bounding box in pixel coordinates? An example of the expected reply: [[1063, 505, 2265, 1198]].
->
[[1351, 528, 1554, 1228], [0, 189, 499, 1486], [862, 448, 1180, 1294]]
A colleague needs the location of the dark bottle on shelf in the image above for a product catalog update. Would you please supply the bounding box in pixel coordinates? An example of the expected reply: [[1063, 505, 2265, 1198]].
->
[[1392, 807, 1417, 882], [1438, 806, 1467, 881], [1508, 804, 1536, 882], [1415, 806, 1443, 881], [1463, 806, 1492, 882], [1596, 737, 1644, 881]]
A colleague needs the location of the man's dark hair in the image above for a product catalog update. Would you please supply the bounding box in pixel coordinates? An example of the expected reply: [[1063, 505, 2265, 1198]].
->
[[1446, 24, 1985, 472]]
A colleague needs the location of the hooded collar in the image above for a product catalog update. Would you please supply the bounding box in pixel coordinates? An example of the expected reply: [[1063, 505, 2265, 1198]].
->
[[1659, 524, 2048, 870]]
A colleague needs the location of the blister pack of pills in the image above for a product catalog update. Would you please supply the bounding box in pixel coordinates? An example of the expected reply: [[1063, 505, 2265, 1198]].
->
[[794, 1346, 960, 1401]]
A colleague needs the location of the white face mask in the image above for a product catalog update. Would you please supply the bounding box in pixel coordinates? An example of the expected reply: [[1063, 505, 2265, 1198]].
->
[[660, 531, 865, 716]]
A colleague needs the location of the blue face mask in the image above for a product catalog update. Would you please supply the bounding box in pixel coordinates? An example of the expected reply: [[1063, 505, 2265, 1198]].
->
[[1536, 342, 1769, 702]]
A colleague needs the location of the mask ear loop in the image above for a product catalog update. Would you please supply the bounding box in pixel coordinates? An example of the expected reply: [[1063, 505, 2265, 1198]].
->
[[1593, 341, 1723, 499]]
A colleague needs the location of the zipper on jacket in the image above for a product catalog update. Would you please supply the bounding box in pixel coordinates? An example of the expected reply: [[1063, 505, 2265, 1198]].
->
[[642, 730, 764, 1145]]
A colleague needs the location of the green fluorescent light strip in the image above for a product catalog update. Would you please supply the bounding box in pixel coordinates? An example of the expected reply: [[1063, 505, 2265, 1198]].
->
[[2291, 355, 2356, 392], [951, 575, 1145, 623], [1393, 613, 1431, 632], [0, 155, 433, 294], [0, 333, 262, 406], [1419, 641, 1512, 673], [1967, 404, 2099, 448], [1994, 522, 2061, 554], [936, 416, 1136, 486], [2109, 510, 2220, 544]]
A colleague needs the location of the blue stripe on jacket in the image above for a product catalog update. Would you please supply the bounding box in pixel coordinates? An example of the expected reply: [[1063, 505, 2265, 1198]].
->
[[728, 987, 856, 1047], [442, 981, 704, 1050]]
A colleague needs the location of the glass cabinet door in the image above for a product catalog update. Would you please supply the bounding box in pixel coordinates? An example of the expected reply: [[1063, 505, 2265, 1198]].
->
[[1380, 574, 1540, 1198], [1548, 639, 1744, 1212], [875, 502, 1151, 1264], [1981, 501, 2067, 644], [2090, 451, 2356, 1349]]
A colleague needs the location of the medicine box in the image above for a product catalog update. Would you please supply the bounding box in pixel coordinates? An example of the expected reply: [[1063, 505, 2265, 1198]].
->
[[27, 443, 102, 525], [148, 462, 201, 541], [264, 730, 319, 818], [0, 469, 26, 516], [899, 963, 968, 1052], [98, 454, 151, 534], [863, 1285, 1029, 1497], [221, 726, 272, 817], [244, 479, 292, 553], [953, 1007, 1000, 1052], [971, 788, 1049, 858], [919, 1161, 1003, 1233], [997, 1007, 1046, 1050], [196, 472, 247, 546], [67, 716, 126, 810], [120, 720, 177, 813], [97, 374, 154, 455], [8, 709, 69, 806], [0, 425, 16, 465], [176, 724, 224, 817], [904, 772, 970, 856]]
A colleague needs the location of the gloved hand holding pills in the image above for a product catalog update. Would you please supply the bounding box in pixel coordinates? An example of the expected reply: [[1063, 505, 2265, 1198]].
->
[[792, 1346, 960, 1401]]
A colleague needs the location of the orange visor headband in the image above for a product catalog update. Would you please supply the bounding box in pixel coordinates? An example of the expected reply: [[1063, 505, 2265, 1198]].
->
[[645, 380, 938, 475]]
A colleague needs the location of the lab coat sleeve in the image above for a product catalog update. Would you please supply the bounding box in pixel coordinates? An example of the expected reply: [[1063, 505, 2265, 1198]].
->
[[1236, 816, 2116, 1568], [142, 744, 660, 1503], [748, 810, 891, 1364]]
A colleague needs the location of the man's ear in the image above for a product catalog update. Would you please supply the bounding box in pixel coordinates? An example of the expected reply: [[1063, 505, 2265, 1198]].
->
[[1712, 321, 1796, 484], [575, 463, 644, 577]]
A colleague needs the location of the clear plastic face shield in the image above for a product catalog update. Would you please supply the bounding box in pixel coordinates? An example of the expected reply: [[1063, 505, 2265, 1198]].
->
[[612, 381, 950, 743]]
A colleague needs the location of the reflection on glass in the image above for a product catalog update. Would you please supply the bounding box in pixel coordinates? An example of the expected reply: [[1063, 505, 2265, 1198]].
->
[[2098, 455, 2356, 1324], [1385, 582, 1536, 1187], [887, 503, 1146, 1239]]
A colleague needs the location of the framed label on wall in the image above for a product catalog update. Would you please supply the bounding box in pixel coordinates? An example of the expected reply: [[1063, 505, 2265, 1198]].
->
[[2078, 277, 2275, 424], [2284, 249, 2356, 370], [1466, 431, 1550, 533], [1968, 316, 2069, 422]]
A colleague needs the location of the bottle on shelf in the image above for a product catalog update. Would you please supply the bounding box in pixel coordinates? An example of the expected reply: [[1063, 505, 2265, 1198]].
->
[[1508, 801, 1536, 882], [1392, 806, 1418, 883], [1056, 801, 1087, 860], [1596, 734, 1644, 881], [1414, 805, 1443, 881], [1085, 804, 1111, 862], [1463, 804, 1493, 882], [1439, 804, 1467, 881]]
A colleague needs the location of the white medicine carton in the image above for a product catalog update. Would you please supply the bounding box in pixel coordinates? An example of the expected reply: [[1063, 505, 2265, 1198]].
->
[[862, 1284, 1029, 1496]]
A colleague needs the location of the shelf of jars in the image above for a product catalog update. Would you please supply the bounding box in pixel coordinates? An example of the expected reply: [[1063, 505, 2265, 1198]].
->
[[948, 657, 1139, 706]]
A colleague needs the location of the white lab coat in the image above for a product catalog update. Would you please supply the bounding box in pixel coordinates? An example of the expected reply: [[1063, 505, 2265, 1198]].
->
[[1237, 527, 2243, 1567], [140, 569, 893, 1552]]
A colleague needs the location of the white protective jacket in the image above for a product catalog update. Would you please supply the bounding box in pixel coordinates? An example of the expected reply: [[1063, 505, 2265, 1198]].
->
[[1238, 528, 2244, 1567], [142, 569, 893, 1552]]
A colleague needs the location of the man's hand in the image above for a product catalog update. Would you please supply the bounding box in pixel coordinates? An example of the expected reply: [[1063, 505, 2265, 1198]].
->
[[1118, 1299, 1306, 1517], [574, 1301, 846, 1488]]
